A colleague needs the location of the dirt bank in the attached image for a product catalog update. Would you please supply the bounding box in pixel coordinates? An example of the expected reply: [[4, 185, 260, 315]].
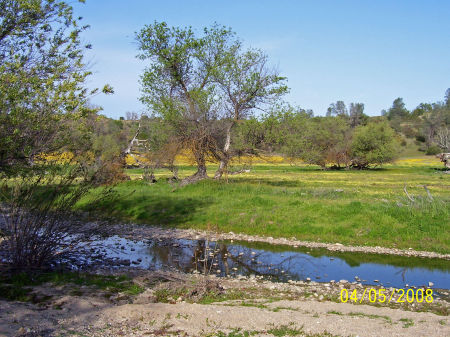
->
[[1, 270, 448, 337]]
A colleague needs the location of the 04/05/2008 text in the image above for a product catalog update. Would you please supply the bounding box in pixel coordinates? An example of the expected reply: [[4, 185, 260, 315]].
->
[[340, 288, 433, 304]]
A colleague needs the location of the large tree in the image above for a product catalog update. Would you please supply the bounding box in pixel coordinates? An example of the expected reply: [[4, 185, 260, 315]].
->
[[136, 22, 288, 182], [212, 46, 288, 178], [0, 0, 112, 171], [136, 22, 235, 183]]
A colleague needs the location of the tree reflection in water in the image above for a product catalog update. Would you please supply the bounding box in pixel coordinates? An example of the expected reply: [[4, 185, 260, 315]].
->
[[149, 239, 318, 281]]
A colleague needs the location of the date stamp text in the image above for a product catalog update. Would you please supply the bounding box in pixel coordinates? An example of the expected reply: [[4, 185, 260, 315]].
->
[[340, 288, 433, 304]]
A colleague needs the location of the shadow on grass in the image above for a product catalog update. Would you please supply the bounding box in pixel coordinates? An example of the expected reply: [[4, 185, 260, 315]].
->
[[82, 194, 210, 227], [430, 167, 449, 172], [229, 177, 306, 188], [227, 177, 350, 188]]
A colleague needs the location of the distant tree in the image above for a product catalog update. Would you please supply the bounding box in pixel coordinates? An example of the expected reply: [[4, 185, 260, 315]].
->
[[348, 102, 367, 128], [274, 113, 351, 169], [411, 103, 433, 118], [350, 121, 398, 168], [445, 88, 450, 107], [421, 103, 450, 148], [326, 101, 347, 117], [126, 111, 139, 120], [435, 126, 449, 152], [386, 97, 409, 120], [263, 105, 312, 159]]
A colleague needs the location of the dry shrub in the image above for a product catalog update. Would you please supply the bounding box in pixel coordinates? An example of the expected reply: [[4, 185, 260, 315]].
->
[[91, 158, 130, 186], [154, 278, 224, 303], [0, 162, 114, 270]]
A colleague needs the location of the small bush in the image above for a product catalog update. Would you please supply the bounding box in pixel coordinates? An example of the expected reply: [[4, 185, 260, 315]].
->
[[425, 145, 441, 155]]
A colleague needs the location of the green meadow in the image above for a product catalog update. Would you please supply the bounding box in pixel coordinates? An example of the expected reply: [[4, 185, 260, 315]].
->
[[78, 158, 449, 254]]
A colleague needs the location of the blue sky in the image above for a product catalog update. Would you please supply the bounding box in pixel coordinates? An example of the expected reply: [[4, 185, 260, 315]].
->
[[73, 0, 450, 119]]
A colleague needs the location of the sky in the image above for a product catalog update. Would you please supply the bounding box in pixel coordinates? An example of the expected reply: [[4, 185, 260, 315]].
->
[[72, 0, 450, 119]]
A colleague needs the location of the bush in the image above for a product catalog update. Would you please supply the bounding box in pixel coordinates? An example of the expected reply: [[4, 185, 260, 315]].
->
[[351, 121, 398, 168], [425, 145, 442, 155]]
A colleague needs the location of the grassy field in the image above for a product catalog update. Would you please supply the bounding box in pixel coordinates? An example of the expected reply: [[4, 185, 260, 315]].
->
[[78, 157, 449, 254]]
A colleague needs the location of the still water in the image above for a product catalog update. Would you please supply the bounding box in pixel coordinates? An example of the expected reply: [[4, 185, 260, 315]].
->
[[82, 235, 450, 290]]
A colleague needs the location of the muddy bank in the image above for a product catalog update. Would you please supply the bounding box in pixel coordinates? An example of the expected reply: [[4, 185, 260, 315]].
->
[[107, 223, 450, 260], [1, 269, 449, 337]]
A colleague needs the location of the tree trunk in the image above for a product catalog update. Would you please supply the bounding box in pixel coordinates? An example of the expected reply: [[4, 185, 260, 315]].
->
[[179, 146, 208, 186], [214, 122, 233, 179]]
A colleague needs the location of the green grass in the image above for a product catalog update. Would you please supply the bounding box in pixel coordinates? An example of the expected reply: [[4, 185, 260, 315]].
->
[[77, 159, 449, 253], [208, 325, 339, 337], [0, 271, 144, 302], [399, 318, 414, 328], [328, 311, 392, 324], [267, 323, 304, 336]]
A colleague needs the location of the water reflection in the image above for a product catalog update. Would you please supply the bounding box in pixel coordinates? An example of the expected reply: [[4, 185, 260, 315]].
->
[[85, 236, 450, 290]]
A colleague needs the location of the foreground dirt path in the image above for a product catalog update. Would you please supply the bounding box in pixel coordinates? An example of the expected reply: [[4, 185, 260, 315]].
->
[[1, 295, 448, 336], [1, 271, 448, 337]]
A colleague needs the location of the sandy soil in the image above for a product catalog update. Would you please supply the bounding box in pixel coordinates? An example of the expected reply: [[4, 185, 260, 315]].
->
[[1, 271, 448, 337]]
